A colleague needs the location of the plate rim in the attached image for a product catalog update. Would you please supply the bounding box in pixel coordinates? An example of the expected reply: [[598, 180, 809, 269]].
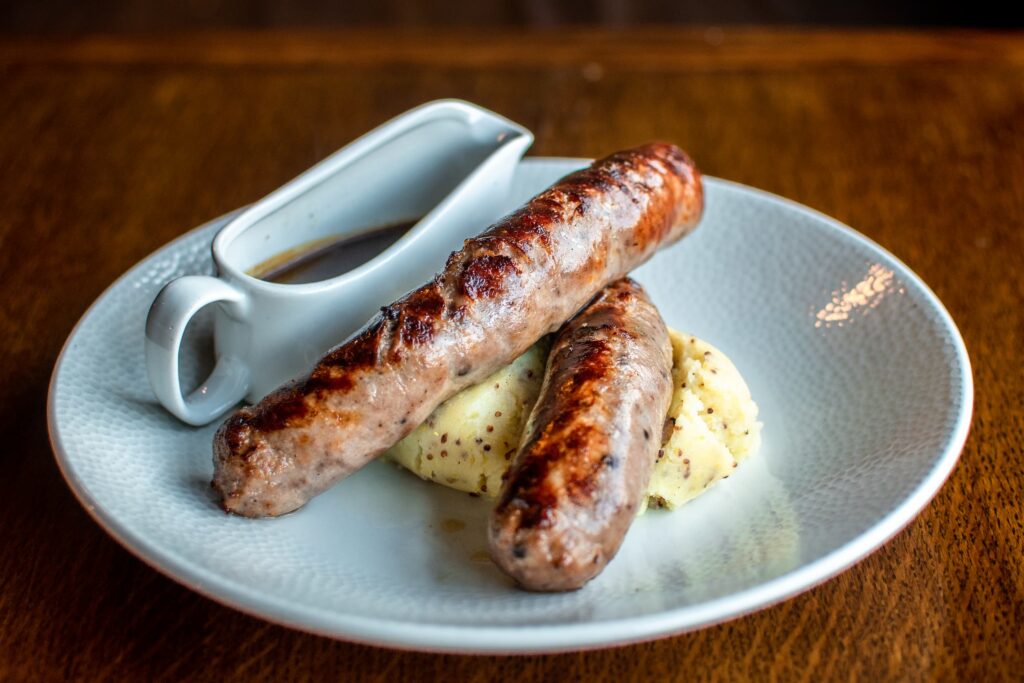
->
[[47, 157, 973, 654]]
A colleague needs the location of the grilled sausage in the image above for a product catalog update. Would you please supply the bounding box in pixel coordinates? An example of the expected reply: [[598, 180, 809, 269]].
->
[[213, 143, 702, 517], [488, 278, 673, 591]]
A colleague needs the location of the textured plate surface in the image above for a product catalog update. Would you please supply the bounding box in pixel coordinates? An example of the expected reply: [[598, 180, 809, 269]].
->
[[48, 158, 972, 653]]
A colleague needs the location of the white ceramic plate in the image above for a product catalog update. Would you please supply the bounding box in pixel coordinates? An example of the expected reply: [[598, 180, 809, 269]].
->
[[48, 158, 972, 654]]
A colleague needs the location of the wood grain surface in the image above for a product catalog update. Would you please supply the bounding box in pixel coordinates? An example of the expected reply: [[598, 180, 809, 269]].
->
[[1, 28, 1021, 681]]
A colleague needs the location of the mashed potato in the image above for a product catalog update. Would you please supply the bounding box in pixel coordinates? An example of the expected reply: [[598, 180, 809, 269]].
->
[[645, 331, 761, 510], [384, 340, 549, 496], [385, 330, 760, 508]]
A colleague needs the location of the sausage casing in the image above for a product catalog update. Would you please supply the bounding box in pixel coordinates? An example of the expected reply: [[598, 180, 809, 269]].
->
[[488, 278, 673, 591], [213, 143, 702, 517]]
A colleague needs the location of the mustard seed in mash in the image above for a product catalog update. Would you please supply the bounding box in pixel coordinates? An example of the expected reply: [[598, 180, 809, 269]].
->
[[385, 330, 761, 508]]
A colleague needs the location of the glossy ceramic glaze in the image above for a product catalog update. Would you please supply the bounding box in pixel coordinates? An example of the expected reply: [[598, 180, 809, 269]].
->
[[49, 158, 972, 654]]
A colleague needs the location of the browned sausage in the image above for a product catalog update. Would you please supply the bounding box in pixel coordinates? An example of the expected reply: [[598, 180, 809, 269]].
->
[[488, 278, 672, 591], [213, 143, 702, 517]]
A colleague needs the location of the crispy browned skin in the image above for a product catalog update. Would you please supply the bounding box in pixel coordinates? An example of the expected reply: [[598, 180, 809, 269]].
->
[[488, 278, 673, 591], [213, 143, 702, 517]]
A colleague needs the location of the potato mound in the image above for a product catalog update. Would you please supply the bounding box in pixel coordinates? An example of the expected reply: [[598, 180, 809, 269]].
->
[[384, 340, 549, 496], [385, 330, 761, 508], [645, 331, 762, 510]]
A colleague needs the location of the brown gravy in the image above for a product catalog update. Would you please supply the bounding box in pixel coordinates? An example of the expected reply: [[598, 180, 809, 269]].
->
[[249, 219, 418, 285]]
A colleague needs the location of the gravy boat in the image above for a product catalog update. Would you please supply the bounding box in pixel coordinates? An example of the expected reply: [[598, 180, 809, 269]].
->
[[146, 100, 533, 425]]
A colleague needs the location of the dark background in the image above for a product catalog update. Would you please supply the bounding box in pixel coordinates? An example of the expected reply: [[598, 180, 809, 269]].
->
[[0, 0, 1013, 33]]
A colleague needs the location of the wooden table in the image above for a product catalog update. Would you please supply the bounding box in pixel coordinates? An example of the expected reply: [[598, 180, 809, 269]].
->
[[2, 28, 1021, 681]]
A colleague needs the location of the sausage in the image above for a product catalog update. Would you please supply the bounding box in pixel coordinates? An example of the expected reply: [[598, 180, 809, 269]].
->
[[488, 278, 673, 591], [213, 143, 703, 517]]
